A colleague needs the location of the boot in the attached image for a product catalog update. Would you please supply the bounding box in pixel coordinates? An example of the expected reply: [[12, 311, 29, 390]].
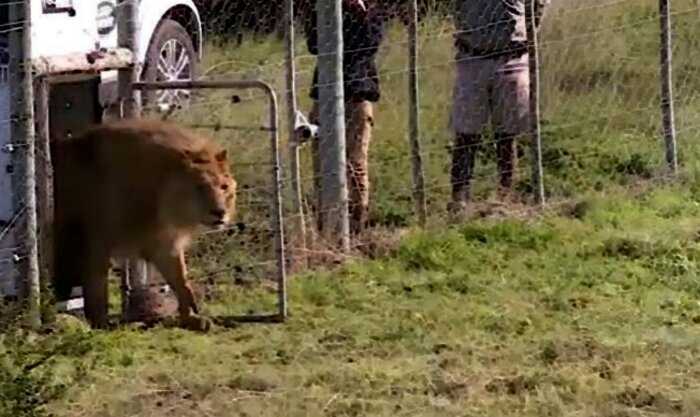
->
[[449, 133, 480, 213], [495, 132, 517, 201]]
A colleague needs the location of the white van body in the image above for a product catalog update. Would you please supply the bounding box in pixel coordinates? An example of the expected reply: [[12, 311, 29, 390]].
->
[[0, 0, 203, 298]]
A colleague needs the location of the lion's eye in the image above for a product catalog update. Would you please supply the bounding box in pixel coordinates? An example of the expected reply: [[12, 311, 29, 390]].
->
[[221, 184, 229, 191]]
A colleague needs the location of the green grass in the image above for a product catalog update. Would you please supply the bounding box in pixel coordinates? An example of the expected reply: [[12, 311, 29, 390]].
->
[[8, 1, 700, 416], [39, 184, 700, 416], [177, 0, 700, 224]]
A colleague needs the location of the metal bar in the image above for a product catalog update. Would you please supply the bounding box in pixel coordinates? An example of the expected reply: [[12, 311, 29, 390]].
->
[[525, 0, 546, 207], [133, 79, 288, 322], [135, 80, 289, 91], [32, 48, 133, 76], [117, 0, 141, 119], [267, 85, 288, 321], [117, 0, 144, 318], [285, 0, 309, 270], [659, 0, 678, 174], [407, 0, 427, 226], [316, 0, 350, 251], [187, 124, 275, 132]]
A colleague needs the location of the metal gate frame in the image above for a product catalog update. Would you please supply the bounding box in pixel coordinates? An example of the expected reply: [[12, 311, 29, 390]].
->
[[132, 79, 288, 324]]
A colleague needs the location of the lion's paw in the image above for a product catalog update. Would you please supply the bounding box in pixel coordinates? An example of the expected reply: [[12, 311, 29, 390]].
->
[[180, 314, 213, 333]]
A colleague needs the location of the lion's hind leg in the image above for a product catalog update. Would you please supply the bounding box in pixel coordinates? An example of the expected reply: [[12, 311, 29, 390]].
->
[[81, 246, 111, 329]]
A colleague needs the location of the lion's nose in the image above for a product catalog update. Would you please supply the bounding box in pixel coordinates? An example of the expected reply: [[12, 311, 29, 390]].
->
[[210, 209, 225, 219]]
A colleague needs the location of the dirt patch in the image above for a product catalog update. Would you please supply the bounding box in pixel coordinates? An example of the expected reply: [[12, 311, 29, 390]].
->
[[568, 296, 592, 310], [318, 331, 355, 350], [539, 337, 617, 366], [485, 375, 538, 396], [592, 360, 614, 380], [615, 386, 658, 408], [226, 374, 279, 392], [613, 385, 682, 412]]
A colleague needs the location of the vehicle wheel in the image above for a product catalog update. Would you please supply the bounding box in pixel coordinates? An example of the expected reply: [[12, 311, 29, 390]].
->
[[141, 19, 197, 113]]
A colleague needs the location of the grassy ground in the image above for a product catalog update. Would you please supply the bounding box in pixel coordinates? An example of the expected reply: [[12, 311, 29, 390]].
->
[[37, 182, 700, 416], [5, 1, 700, 416]]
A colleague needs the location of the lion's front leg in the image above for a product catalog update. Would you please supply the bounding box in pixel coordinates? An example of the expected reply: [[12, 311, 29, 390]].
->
[[150, 248, 211, 332]]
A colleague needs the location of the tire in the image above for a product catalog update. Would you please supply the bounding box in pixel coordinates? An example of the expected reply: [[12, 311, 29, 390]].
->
[[141, 19, 198, 113]]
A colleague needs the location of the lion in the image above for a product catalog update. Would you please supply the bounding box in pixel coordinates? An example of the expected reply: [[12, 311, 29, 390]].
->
[[51, 118, 237, 331]]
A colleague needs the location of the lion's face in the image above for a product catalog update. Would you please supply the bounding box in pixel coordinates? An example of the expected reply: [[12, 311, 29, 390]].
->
[[179, 148, 237, 230]]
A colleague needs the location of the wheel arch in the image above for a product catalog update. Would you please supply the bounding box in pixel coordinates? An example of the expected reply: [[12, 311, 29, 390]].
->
[[137, 1, 203, 71]]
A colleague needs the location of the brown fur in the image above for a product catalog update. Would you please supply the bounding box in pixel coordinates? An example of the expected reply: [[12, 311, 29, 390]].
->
[[52, 119, 236, 329]]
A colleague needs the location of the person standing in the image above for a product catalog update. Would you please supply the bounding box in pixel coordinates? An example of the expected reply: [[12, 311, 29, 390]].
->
[[449, 0, 549, 212], [305, 0, 385, 235]]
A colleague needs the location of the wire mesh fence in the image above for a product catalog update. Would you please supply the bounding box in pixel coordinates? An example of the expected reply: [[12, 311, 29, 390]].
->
[[134, 79, 287, 321], [0, 0, 41, 329], [4, 0, 700, 326], [159, 0, 696, 277]]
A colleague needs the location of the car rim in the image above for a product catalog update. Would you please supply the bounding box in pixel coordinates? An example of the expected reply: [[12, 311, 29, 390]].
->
[[155, 38, 192, 109]]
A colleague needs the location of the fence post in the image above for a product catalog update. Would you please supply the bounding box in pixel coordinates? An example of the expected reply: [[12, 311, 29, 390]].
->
[[407, 0, 427, 226], [118, 0, 141, 119], [34, 76, 53, 323], [9, 0, 41, 328], [659, 0, 678, 174], [316, 0, 350, 251], [285, 0, 308, 268], [117, 0, 147, 318], [525, 0, 545, 207]]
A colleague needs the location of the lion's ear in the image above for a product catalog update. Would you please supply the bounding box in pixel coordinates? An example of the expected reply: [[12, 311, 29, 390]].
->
[[215, 149, 228, 163]]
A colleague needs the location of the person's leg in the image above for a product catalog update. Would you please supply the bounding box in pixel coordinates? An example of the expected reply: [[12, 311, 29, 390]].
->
[[493, 54, 530, 200], [495, 131, 517, 192], [450, 133, 481, 205], [449, 58, 490, 210], [345, 100, 374, 235]]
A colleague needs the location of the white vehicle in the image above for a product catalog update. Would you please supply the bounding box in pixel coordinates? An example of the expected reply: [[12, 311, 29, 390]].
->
[[32, 0, 203, 110], [0, 0, 203, 298]]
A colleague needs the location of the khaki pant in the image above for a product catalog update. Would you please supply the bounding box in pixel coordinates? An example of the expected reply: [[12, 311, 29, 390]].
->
[[309, 100, 374, 234]]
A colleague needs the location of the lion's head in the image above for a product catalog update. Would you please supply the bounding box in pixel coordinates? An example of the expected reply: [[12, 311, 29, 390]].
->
[[169, 146, 237, 231]]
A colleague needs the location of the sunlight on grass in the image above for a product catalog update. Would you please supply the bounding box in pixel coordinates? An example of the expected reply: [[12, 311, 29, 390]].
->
[[20, 1, 700, 416]]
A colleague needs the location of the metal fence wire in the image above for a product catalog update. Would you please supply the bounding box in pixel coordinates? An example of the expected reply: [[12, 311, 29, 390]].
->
[[4, 0, 700, 327]]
